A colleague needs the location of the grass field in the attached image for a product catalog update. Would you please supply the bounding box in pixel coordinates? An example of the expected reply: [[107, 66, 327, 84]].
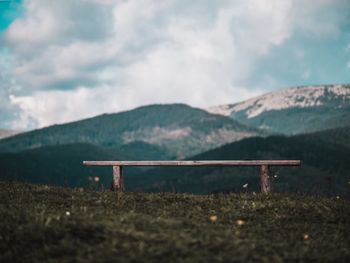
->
[[1, 181, 349, 262]]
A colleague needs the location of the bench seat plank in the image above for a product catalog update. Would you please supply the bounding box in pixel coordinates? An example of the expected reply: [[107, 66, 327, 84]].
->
[[83, 160, 301, 167]]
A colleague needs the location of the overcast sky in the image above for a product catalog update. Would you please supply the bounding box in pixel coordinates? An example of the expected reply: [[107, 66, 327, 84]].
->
[[0, 0, 349, 130]]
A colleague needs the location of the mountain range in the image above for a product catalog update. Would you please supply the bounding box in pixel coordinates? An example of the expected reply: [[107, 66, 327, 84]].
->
[[0, 104, 259, 158], [129, 126, 350, 197], [0, 84, 349, 196], [207, 84, 350, 134], [1, 126, 349, 197]]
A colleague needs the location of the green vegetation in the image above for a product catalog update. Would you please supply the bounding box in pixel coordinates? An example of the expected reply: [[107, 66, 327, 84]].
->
[[1, 126, 350, 198], [132, 133, 350, 197], [308, 126, 350, 149], [0, 104, 258, 157], [232, 106, 350, 135], [1, 182, 349, 262]]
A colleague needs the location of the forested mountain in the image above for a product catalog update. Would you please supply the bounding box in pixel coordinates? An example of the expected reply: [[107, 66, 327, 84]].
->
[[0, 143, 117, 187], [129, 128, 350, 197], [0, 104, 259, 158], [1, 86, 349, 197], [0, 142, 164, 187], [1, 127, 349, 198], [305, 126, 350, 148]]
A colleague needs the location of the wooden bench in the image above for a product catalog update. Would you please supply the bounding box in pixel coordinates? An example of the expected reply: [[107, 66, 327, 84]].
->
[[83, 160, 301, 194]]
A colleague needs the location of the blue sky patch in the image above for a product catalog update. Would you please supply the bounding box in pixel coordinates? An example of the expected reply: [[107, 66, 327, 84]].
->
[[0, 0, 22, 31]]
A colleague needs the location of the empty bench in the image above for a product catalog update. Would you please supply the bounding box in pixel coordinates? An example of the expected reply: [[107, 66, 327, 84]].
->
[[83, 160, 301, 194]]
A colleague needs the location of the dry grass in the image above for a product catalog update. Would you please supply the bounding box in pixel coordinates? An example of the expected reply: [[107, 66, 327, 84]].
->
[[1, 181, 349, 262]]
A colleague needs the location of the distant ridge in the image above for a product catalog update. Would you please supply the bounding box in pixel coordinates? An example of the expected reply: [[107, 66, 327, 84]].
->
[[0, 104, 260, 158], [206, 84, 350, 135]]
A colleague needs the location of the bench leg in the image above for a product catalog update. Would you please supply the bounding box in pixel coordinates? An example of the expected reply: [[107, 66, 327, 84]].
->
[[260, 165, 270, 194], [112, 165, 124, 192]]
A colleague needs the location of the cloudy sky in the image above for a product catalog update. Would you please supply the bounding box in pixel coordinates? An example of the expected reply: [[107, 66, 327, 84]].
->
[[0, 0, 349, 130]]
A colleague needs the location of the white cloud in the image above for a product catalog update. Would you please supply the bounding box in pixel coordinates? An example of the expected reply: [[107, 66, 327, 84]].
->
[[9, 87, 116, 129], [1, 0, 349, 129]]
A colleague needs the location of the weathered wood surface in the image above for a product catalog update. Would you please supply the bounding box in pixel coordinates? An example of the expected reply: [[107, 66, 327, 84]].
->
[[260, 165, 271, 194], [112, 166, 124, 192], [84, 160, 301, 194], [83, 160, 301, 167]]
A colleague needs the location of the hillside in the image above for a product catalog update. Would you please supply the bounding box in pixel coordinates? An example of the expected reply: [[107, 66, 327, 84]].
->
[[307, 126, 350, 148], [207, 84, 350, 135], [0, 143, 121, 187], [0, 142, 171, 188], [1, 126, 349, 196], [0, 104, 259, 158], [1, 182, 349, 262], [0, 128, 350, 198], [130, 128, 350, 197]]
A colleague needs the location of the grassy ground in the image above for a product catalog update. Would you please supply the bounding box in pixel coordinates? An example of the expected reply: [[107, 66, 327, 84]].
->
[[0, 181, 349, 262]]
